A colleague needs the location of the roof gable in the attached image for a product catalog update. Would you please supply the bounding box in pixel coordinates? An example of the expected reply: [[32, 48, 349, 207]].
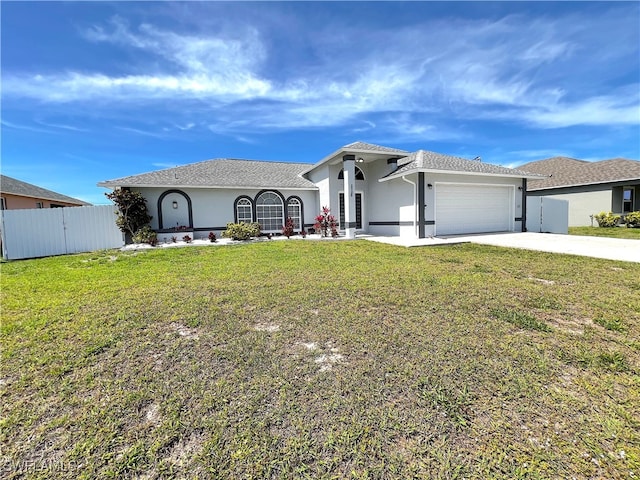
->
[[520, 157, 640, 190], [0, 175, 89, 205], [98, 158, 317, 190], [342, 141, 410, 154], [381, 150, 544, 181]]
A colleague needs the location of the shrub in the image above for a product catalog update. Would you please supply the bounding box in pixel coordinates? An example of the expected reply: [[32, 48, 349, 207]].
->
[[132, 225, 158, 246], [208, 232, 217, 242], [182, 235, 192, 243], [314, 206, 338, 238], [282, 217, 295, 238], [171, 236, 178, 243], [594, 211, 621, 228], [222, 222, 261, 241], [624, 211, 640, 228], [105, 189, 152, 238], [301, 229, 307, 238]]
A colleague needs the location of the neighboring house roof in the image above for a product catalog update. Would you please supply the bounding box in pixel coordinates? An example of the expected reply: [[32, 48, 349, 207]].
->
[[0, 174, 90, 205], [98, 159, 318, 190], [520, 157, 640, 191], [380, 150, 545, 182]]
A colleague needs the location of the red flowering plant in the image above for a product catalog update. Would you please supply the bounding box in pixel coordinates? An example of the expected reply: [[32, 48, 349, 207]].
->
[[282, 217, 295, 238], [314, 206, 338, 238]]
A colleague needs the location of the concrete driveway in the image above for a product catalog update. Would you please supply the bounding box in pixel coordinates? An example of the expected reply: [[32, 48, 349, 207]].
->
[[363, 232, 640, 263], [445, 232, 640, 263]]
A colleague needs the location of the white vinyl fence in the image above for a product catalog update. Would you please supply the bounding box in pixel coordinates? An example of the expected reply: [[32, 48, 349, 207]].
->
[[526, 196, 569, 234], [1, 205, 124, 260]]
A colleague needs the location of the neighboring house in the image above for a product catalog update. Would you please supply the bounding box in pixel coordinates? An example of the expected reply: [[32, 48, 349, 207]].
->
[[519, 157, 640, 227], [0, 175, 90, 210], [98, 141, 543, 239]]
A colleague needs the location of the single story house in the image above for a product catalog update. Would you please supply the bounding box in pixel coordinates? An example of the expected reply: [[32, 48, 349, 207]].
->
[[0, 174, 90, 210], [98, 141, 544, 239], [519, 157, 640, 226]]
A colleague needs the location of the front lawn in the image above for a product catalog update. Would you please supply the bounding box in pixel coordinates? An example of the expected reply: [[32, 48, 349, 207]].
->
[[1, 241, 639, 479], [569, 226, 640, 239]]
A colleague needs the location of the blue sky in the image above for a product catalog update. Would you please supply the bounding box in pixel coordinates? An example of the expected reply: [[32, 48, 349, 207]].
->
[[2, 1, 639, 205]]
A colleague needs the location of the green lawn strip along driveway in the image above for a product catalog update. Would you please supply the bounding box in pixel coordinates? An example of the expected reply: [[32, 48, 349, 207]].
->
[[1, 241, 638, 479], [569, 226, 640, 239]]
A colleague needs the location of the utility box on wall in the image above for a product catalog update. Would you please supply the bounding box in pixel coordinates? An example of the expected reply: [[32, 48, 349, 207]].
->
[[526, 196, 569, 234]]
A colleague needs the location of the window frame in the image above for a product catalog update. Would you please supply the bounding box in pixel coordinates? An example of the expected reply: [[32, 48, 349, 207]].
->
[[255, 190, 285, 233], [234, 196, 254, 224], [338, 166, 365, 181], [286, 196, 304, 231], [622, 187, 635, 214]]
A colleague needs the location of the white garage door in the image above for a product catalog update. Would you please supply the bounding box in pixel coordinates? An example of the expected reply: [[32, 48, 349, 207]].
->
[[436, 184, 513, 235]]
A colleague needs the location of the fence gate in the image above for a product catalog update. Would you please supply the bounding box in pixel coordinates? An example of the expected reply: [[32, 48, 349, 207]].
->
[[1, 205, 124, 260], [526, 197, 569, 234]]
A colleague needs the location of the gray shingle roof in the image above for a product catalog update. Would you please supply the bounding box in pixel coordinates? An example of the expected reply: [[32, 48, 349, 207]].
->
[[518, 157, 640, 190], [343, 141, 410, 154], [98, 159, 317, 189], [382, 150, 544, 180], [0, 175, 90, 205]]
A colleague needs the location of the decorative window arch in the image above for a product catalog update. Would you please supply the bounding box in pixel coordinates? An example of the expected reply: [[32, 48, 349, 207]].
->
[[157, 189, 193, 230], [255, 190, 285, 233], [286, 196, 303, 230], [234, 196, 254, 223], [338, 166, 365, 181]]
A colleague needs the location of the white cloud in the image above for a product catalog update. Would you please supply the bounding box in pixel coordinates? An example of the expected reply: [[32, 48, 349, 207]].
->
[[3, 6, 638, 134], [523, 92, 640, 128]]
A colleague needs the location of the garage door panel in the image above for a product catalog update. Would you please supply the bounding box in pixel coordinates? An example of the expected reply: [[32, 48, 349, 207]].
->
[[436, 184, 512, 235]]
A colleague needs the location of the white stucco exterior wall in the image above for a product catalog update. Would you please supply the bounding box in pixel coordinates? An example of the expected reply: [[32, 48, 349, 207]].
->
[[367, 161, 414, 236], [135, 187, 318, 238]]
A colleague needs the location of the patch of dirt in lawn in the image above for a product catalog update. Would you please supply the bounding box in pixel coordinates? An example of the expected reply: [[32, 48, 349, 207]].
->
[[527, 276, 556, 285], [169, 322, 200, 340], [315, 352, 345, 371], [144, 403, 161, 425], [253, 323, 280, 332], [288, 340, 347, 372], [314, 342, 346, 372], [166, 431, 204, 467], [540, 313, 592, 335]]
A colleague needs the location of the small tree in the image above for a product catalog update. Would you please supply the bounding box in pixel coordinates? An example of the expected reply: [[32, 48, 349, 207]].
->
[[105, 189, 152, 238], [314, 206, 338, 238]]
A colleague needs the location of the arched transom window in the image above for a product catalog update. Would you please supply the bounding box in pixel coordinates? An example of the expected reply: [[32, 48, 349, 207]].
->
[[256, 191, 284, 232], [236, 198, 253, 223], [338, 166, 365, 180]]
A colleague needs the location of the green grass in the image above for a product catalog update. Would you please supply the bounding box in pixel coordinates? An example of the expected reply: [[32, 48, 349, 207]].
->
[[569, 226, 640, 239], [2, 241, 639, 479]]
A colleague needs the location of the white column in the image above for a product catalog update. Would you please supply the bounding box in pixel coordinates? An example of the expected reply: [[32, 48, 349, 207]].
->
[[343, 154, 356, 239]]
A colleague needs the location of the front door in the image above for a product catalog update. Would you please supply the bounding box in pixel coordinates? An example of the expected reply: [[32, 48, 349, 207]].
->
[[339, 192, 362, 229]]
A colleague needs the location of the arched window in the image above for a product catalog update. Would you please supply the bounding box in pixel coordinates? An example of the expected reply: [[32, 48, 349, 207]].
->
[[255, 191, 284, 233], [338, 166, 365, 180], [286, 197, 303, 230], [235, 197, 253, 223]]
